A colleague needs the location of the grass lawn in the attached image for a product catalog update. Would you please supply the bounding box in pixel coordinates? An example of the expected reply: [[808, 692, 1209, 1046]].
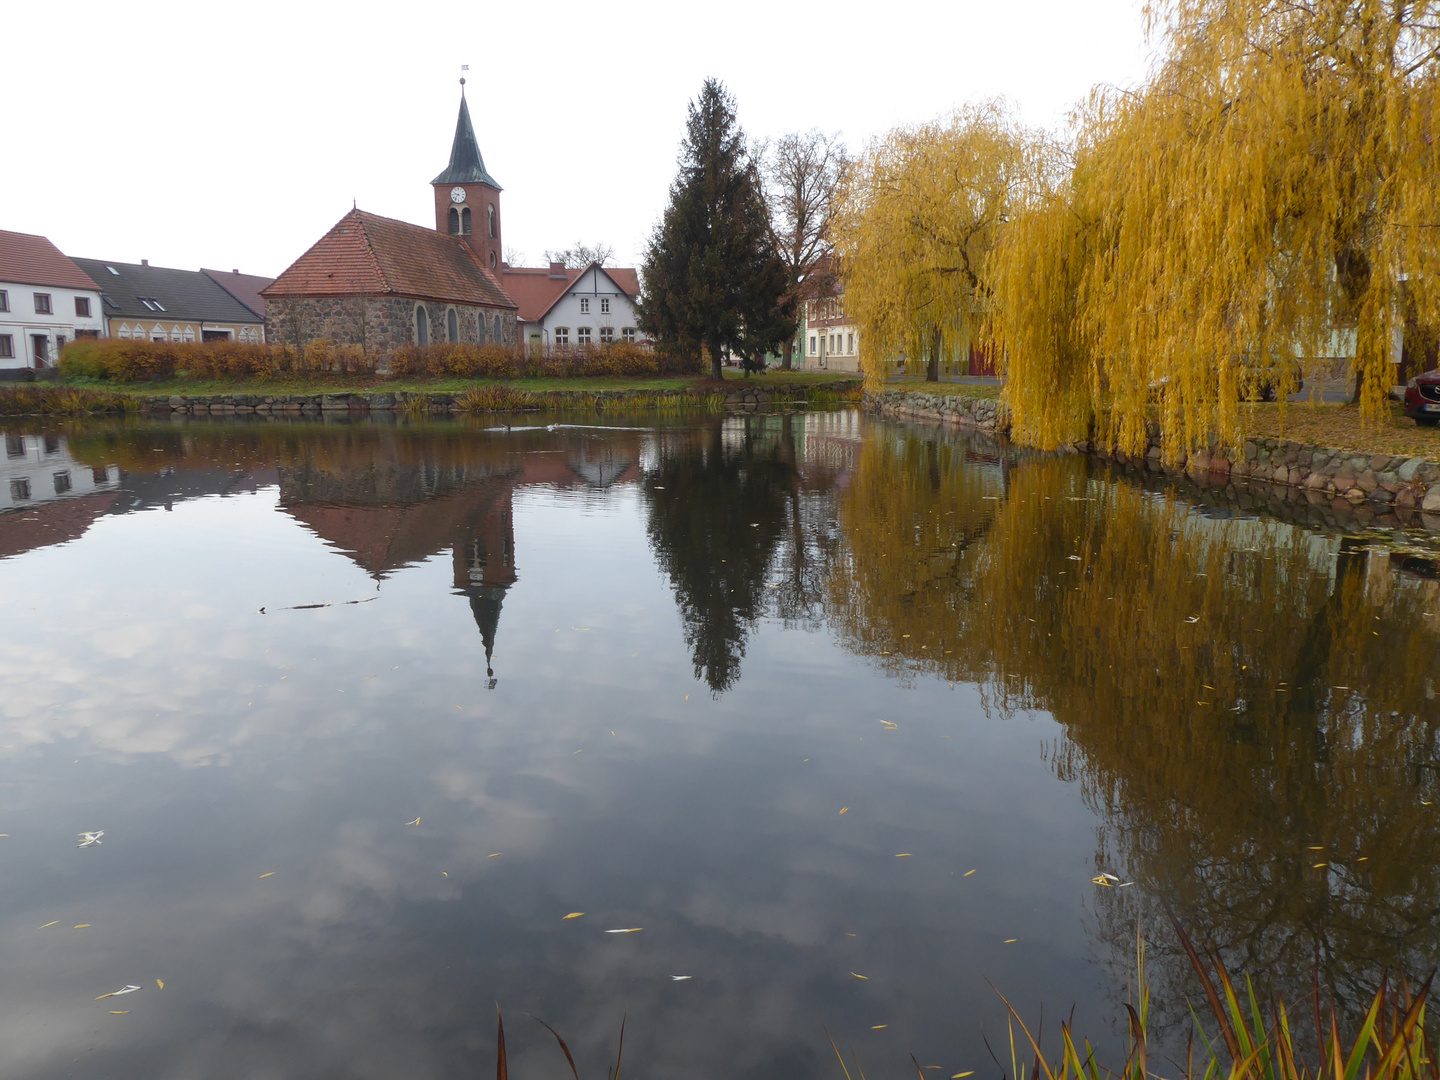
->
[[1244, 400, 1440, 459], [883, 378, 1003, 401]]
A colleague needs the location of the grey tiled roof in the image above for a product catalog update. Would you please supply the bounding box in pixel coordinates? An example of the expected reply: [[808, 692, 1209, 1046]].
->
[[431, 92, 502, 189], [71, 258, 264, 325]]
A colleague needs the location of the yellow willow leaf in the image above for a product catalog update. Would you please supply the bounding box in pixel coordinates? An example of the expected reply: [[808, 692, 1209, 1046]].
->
[[850, 972, 869, 979], [563, 912, 585, 920], [871, 1025, 888, 1029], [839, 808, 849, 814], [259, 872, 275, 878], [38, 921, 58, 929], [157, 979, 164, 990], [1004, 939, 1018, 944], [74, 925, 91, 930], [963, 869, 976, 877]]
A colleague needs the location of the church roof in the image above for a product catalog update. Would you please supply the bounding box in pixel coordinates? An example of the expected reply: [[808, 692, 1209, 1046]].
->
[[432, 90, 502, 189], [261, 209, 516, 309], [0, 230, 101, 292]]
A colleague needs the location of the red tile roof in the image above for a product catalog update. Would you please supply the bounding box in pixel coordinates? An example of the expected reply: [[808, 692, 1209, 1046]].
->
[[0, 230, 100, 292], [500, 262, 640, 324], [261, 210, 515, 309], [202, 268, 274, 319]]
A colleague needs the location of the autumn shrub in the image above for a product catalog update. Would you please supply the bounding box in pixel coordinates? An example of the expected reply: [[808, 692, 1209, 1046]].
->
[[0, 384, 135, 416], [452, 385, 543, 412], [388, 341, 702, 379]]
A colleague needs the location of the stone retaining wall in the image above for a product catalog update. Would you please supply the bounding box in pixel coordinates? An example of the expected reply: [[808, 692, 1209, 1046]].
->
[[867, 388, 1440, 523]]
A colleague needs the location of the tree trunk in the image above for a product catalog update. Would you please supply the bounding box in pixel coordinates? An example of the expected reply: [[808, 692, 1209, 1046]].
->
[[781, 339, 794, 371], [927, 325, 941, 382], [710, 344, 723, 382]]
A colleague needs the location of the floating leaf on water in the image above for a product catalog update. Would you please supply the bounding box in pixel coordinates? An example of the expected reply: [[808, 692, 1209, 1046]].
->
[[1308, 846, 1325, 850], [850, 972, 869, 979], [95, 985, 141, 1000], [405, 818, 421, 827], [489, 853, 502, 858], [73, 924, 91, 929], [605, 928, 644, 933], [156, 979, 164, 989], [1313, 862, 1330, 869], [871, 1024, 888, 1029], [1091, 875, 1114, 887], [1004, 939, 1018, 944], [109, 1010, 129, 1015], [38, 921, 58, 929], [896, 853, 913, 857], [954, 1072, 976, 1077], [671, 975, 692, 981], [77, 831, 104, 848], [839, 808, 849, 814], [259, 872, 275, 878], [879, 720, 897, 729], [963, 869, 976, 877], [563, 912, 585, 920]]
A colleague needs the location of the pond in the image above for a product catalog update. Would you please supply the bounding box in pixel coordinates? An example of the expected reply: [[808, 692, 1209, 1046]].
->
[[1, 411, 1437, 1079]]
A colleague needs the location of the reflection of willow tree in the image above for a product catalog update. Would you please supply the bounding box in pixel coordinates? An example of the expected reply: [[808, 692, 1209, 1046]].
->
[[825, 429, 1007, 681], [833, 445, 1440, 1016], [644, 418, 797, 694]]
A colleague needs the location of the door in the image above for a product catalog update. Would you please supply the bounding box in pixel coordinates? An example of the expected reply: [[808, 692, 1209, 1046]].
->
[[31, 334, 48, 368]]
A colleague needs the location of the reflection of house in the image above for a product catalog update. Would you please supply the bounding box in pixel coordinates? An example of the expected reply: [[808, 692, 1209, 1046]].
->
[[0, 230, 106, 372], [1, 432, 120, 512], [72, 258, 268, 344], [502, 262, 644, 353]]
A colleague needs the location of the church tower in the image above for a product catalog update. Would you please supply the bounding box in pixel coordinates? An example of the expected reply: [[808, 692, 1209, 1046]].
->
[[433, 80, 503, 272]]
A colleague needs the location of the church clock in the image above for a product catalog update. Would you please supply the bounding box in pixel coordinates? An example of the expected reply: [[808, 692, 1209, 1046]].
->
[[450, 186, 467, 204]]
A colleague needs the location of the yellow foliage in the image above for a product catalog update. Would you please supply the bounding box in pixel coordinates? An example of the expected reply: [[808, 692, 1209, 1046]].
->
[[834, 102, 1028, 392]]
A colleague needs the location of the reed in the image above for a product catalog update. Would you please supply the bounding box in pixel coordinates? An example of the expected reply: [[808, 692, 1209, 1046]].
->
[[0, 384, 136, 416]]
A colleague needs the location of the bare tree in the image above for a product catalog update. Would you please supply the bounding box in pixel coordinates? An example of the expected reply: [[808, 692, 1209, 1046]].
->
[[543, 241, 615, 268], [503, 244, 526, 267], [764, 130, 848, 369]]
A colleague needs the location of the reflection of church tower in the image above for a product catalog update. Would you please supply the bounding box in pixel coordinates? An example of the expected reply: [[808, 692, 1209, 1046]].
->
[[452, 488, 517, 687]]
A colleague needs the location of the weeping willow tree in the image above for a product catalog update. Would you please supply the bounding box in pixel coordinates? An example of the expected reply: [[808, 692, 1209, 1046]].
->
[[834, 102, 1028, 387], [992, 0, 1440, 460]]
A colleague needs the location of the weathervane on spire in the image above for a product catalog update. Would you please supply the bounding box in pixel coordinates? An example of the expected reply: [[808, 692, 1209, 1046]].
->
[[460, 63, 468, 89]]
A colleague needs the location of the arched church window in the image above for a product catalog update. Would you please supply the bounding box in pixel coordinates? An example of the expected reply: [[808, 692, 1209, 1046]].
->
[[448, 207, 460, 235], [461, 207, 472, 235], [446, 307, 458, 343], [487, 204, 496, 238], [489, 251, 497, 269], [415, 305, 430, 346], [477, 312, 487, 343]]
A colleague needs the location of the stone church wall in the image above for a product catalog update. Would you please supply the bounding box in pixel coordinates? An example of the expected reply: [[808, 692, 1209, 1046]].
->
[[266, 296, 517, 356]]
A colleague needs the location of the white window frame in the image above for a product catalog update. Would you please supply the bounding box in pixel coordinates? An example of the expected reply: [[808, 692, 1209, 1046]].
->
[[600, 298, 610, 314], [599, 326, 614, 345], [33, 292, 52, 315], [75, 296, 91, 317], [622, 327, 635, 343], [579, 298, 590, 314], [0, 290, 8, 312], [0, 334, 12, 359], [554, 327, 569, 346], [577, 326, 592, 346]]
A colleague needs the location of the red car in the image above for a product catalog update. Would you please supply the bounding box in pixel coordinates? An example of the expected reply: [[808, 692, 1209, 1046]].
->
[[1404, 370, 1440, 426]]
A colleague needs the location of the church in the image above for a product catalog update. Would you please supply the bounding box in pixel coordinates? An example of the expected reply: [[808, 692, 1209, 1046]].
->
[[262, 83, 642, 357]]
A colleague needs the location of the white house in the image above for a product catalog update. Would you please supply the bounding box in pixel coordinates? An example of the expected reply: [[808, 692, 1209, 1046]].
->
[[0, 229, 105, 373], [501, 261, 645, 352]]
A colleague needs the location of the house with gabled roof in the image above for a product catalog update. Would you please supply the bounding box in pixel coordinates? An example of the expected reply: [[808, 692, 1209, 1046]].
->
[[502, 260, 645, 353], [0, 230, 105, 373], [72, 258, 267, 345]]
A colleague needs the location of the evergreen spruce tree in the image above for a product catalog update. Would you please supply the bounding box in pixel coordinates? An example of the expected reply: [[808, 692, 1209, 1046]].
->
[[639, 79, 793, 380]]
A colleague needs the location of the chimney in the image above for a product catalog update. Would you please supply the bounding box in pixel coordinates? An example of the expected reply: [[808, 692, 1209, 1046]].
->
[[232, 268, 239, 275], [548, 261, 566, 279], [141, 259, 149, 266]]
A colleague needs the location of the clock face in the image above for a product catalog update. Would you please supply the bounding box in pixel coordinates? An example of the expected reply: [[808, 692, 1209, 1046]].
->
[[450, 187, 467, 205]]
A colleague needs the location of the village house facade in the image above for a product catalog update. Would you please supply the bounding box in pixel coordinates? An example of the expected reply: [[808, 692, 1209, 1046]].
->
[[71, 258, 267, 345], [0, 230, 106, 373], [501, 261, 644, 353], [799, 292, 862, 373], [261, 84, 518, 355]]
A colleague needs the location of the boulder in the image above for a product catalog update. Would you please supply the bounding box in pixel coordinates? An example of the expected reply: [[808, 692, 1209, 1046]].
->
[[1423, 485, 1440, 513]]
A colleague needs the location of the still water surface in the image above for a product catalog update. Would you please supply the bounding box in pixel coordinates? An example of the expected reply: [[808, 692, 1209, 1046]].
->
[[0, 412, 1437, 1079]]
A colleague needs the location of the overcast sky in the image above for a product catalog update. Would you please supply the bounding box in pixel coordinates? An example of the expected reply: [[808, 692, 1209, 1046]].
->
[[7, 0, 1152, 276]]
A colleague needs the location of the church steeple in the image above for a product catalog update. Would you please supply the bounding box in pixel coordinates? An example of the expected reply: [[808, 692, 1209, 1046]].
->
[[433, 78, 504, 270], [432, 81, 502, 189]]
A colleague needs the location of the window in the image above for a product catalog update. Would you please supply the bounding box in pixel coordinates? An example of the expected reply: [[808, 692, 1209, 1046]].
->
[[622, 327, 635, 343], [76, 329, 98, 339], [92, 467, 109, 484], [448, 207, 460, 234], [33, 293, 51, 314], [847, 332, 855, 354], [487, 204, 496, 238], [0, 334, 11, 359], [599, 326, 614, 345], [53, 471, 71, 495], [580, 298, 590, 314], [489, 251, 497, 269], [461, 207, 472, 235], [75, 296, 91, 317], [415, 305, 430, 346], [810, 335, 817, 354], [201, 329, 232, 342], [577, 326, 591, 346], [9, 478, 30, 501], [150, 326, 167, 342], [554, 327, 569, 346], [0, 290, 8, 312], [106, 265, 119, 275], [446, 307, 458, 343], [5, 435, 23, 458], [43, 435, 59, 455], [138, 297, 167, 312], [600, 298, 610, 314]]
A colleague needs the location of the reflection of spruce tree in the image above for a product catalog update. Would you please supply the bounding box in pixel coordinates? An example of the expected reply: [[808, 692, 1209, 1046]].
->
[[644, 419, 795, 694]]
